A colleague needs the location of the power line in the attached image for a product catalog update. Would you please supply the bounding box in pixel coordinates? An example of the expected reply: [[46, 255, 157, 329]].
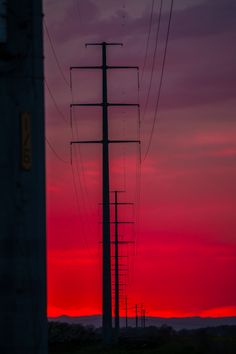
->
[[69, 81, 99, 257], [74, 0, 81, 20], [46, 136, 90, 251], [44, 20, 70, 87], [45, 79, 68, 124], [70, 84, 98, 238], [70, 162, 91, 252], [141, 0, 155, 83], [141, 0, 163, 122], [46, 136, 91, 252], [143, 0, 174, 162], [45, 137, 69, 164], [44, 10, 92, 254]]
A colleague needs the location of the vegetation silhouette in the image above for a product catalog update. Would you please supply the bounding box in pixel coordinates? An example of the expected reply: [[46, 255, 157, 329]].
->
[[49, 321, 236, 354]]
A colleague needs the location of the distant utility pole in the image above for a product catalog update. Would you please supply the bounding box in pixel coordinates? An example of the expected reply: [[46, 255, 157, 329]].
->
[[0, 1, 47, 353], [111, 190, 133, 338], [70, 42, 139, 344], [125, 296, 128, 328], [135, 304, 139, 328], [142, 309, 146, 328], [135, 304, 144, 328]]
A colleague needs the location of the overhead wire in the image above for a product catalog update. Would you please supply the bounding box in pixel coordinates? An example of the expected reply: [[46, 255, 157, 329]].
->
[[143, 0, 174, 162], [45, 137, 70, 164], [45, 78, 68, 124], [44, 20, 70, 88], [44, 21, 72, 164], [141, 0, 155, 83], [71, 162, 91, 251], [70, 76, 98, 251], [130, 69, 142, 289], [135, 69, 141, 252], [74, 0, 81, 21], [70, 116, 94, 254], [70, 75, 96, 205], [141, 0, 163, 123], [44, 18, 92, 252]]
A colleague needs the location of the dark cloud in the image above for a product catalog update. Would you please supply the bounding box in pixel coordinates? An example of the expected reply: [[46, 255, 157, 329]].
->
[[46, 0, 236, 110], [157, 40, 236, 111], [163, 0, 236, 41], [52, 0, 236, 43]]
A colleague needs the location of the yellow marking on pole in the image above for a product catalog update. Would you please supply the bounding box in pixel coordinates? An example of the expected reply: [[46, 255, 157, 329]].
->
[[21, 112, 32, 170]]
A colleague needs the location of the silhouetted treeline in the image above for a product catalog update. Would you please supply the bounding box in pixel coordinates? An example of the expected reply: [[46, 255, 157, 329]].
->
[[48, 321, 236, 354], [48, 321, 99, 344]]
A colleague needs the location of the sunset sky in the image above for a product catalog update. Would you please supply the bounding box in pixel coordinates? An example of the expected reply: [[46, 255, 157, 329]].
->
[[44, 0, 236, 318]]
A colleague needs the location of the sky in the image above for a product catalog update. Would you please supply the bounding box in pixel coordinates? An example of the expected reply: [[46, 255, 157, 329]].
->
[[44, 0, 236, 318]]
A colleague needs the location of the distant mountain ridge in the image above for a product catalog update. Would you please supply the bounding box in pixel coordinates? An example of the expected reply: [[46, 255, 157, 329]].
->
[[48, 315, 236, 330]]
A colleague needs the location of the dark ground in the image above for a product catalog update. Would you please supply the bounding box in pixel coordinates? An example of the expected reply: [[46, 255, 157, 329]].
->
[[49, 322, 236, 354]]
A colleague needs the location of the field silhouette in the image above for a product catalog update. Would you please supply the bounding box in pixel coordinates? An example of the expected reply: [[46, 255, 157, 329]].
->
[[49, 321, 236, 354]]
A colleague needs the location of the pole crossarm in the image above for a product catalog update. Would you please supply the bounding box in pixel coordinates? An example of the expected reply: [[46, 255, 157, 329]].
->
[[71, 140, 140, 145], [70, 65, 138, 70], [100, 241, 133, 244], [70, 103, 139, 107], [110, 190, 125, 193], [108, 103, 139, 107], [110, 221, 134, 224], [70, 66, 102, 70], [112, 273, 128, 276], [70, 140, 102, 145], [113, 241, 134, 244], [109, 139, 140, 144], [109, 202, 134, 205], [130, 304, 143, 309], [107, 66, 139, 70], [111, 266, 128, 268], [99, 221, 134, 224], [85, 42, 123, 47], [70, 103, 102, 107]]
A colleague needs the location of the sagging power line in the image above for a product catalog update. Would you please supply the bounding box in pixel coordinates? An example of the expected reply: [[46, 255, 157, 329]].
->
[[142, 0, 174, 162]]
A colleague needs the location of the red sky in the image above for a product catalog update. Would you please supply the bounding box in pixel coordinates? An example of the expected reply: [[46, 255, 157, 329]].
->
[[44, 0, 236, 318]]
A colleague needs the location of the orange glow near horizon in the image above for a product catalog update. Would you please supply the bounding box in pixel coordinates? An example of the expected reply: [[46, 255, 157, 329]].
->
[[47, 304, 236, 319]]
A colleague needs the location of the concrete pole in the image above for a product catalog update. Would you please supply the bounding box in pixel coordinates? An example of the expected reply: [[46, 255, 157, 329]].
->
[[0, 1, 47, 353]]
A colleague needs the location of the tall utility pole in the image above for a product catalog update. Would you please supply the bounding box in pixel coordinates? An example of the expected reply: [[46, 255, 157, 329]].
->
[[70, 42, 139, 344], [111, 190, 133, 338], [0, 1, 47, 353]]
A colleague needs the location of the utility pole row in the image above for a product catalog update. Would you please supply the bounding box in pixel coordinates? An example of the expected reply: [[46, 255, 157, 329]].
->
[[70, 42, 140, 345], [111, 190, 134, 338]]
